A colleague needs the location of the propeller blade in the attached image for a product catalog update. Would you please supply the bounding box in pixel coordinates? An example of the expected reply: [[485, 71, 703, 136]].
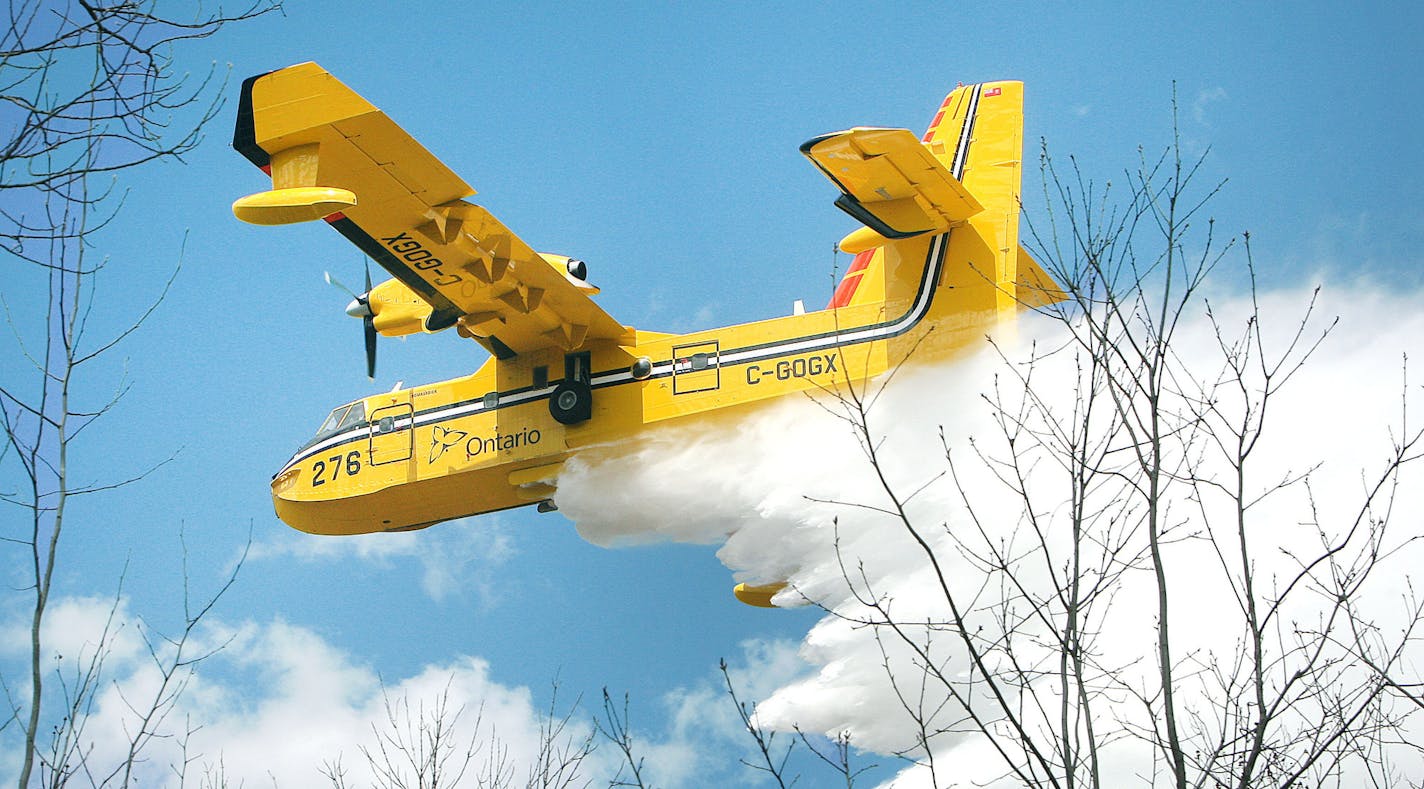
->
[[365, 315, 378, 379], [324, 270, 359, 300], [363, 263, 377, 378], [329, 264, 379, 379]]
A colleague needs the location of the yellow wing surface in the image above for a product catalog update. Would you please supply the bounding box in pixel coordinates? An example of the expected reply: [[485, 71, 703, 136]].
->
[[233, 62, 630, 356]]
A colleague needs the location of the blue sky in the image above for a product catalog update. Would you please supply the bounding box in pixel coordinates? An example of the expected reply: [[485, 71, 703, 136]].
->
[[4, 1, 1423, 784]]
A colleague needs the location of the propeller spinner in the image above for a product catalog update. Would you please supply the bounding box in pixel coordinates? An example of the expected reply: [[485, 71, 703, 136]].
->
[[325, 265, 379, 379]]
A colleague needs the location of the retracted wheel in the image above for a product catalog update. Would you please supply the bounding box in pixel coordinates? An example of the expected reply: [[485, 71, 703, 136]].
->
[[549, 380, 593, 425]]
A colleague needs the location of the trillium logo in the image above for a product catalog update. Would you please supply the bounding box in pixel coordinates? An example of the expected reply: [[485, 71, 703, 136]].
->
[[428, 425, 467, 463]]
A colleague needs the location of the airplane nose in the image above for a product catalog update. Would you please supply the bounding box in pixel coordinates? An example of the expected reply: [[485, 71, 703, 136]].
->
[[345, 297, 372, 318]]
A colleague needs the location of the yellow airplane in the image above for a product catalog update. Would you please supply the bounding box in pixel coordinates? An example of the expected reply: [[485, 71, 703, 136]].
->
[[232, 63, 1060, 606]]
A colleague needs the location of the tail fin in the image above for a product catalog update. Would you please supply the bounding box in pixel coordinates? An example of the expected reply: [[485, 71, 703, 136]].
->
[[921, 81, 1023, 220], [929, 83, 1065, 308]]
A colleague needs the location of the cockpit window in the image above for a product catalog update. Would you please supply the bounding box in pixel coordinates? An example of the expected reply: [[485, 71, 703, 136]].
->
[[316, 401, 365, 438], [316, 405, 351, 437], [337, 402, 366, 431]]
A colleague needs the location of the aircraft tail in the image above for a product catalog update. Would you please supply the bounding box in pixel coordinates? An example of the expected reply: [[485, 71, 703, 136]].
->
[[920, 83, 1009, 182], [806, 81, 1062, 313]]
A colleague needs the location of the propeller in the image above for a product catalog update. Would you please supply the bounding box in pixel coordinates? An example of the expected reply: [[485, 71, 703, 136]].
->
[[324, 263, 378, 379]]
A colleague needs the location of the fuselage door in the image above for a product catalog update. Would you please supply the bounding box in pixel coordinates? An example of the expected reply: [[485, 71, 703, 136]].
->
[[672, 340, 721, 394], [368, 403, 414, 465]]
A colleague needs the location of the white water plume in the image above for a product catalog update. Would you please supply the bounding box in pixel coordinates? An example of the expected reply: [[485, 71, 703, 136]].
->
[[557, 283, 1424, 786]]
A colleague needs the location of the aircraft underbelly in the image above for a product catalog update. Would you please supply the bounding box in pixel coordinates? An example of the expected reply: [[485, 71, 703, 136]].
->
[[274, 458, 541, 536]]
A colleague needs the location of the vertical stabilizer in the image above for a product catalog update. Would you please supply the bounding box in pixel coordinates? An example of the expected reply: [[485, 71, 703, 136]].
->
[[921, 81, 1026, 321]]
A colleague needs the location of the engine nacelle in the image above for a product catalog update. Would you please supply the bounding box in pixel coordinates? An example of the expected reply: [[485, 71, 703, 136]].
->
[[538, 253, 598, 292], [365, 278, 432, 336]]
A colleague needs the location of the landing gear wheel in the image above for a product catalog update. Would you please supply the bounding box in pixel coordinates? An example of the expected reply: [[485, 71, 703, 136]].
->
[[549, 380, 592, 425]]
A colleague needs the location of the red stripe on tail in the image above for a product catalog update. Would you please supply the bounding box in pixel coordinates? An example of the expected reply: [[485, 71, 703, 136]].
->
[[828, 249, 875, 309]]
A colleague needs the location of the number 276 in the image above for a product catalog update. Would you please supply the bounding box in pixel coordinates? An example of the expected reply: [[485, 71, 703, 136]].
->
[[312, 450, 361, 486]]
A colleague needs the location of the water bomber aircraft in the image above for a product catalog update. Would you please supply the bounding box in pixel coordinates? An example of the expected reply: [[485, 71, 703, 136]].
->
[[232, 63, 1061, 606]]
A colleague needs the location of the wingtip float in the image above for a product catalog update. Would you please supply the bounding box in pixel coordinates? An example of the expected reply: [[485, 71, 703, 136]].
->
[[233, 63, 1062, 607], [232, 185, 357, 225]]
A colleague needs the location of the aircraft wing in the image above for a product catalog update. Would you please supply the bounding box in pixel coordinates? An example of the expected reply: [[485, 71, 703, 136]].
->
[[232, 62, 630, 356], [801, 126, 983, 240]]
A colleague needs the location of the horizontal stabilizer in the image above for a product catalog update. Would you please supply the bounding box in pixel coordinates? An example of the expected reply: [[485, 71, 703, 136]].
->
[[1015, 245, 1068, 308], [802, 127, 983, 242]]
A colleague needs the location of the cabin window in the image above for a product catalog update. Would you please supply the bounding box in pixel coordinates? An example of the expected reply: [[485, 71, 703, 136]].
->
[[377, 416, 395, 434], [483, 392, 499, 409], [533, 366, 549, 388]]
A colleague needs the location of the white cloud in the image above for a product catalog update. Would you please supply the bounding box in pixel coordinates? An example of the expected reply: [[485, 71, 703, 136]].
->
[[623, 638, 810, 788], [1193, 85, 1228, 125], [0, 599, 607, 787], [0, 594, 141, 664], [1, 597, 821, 788], [248, 517, 515, 604]]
